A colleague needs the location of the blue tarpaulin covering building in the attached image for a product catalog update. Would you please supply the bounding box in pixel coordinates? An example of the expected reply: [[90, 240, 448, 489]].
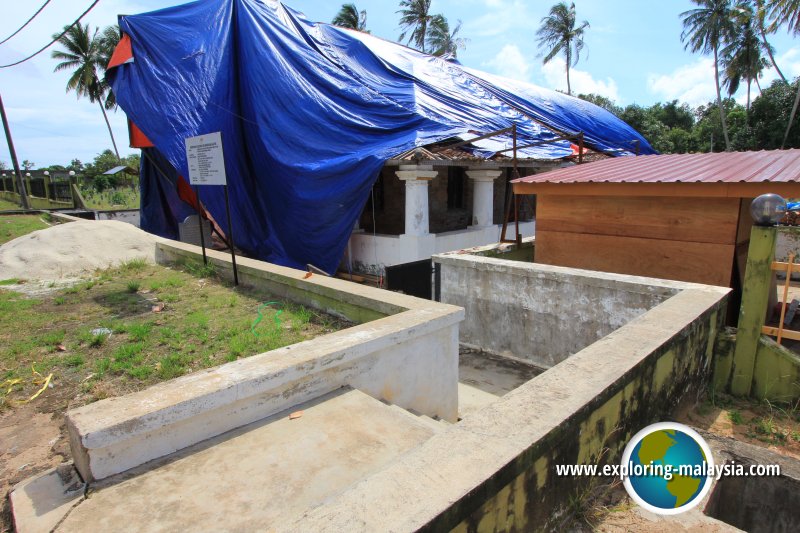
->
[[109, 0, 655, 274]]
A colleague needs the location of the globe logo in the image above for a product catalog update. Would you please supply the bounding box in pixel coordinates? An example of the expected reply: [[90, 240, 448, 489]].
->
[[621, 422, 715, 515]]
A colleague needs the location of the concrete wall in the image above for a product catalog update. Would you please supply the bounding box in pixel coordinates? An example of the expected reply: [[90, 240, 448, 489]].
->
[[434, 253, 689, 368], [0, 191, 72, 210], [288, 261, 730, 532], [96, 209, 140, 227], [66, 241, 463, 482], [714, 328, 800, 403], [344, 221, 535, 276], [464, 238, 535, 263]]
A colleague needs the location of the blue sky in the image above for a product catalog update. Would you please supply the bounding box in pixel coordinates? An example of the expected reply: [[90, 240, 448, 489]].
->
[[1, 0, 799, 167]]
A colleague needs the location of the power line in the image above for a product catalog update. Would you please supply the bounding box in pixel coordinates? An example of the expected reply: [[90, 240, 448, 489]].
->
[[0, 0, 54, 46], [0, 0, 102, 69]]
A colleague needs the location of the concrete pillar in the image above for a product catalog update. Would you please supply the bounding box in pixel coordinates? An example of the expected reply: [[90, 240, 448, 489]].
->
[[731, 225, 777, 396], [396, 165, 437, 236], [466, 169, 502, 228], [43, 172, 51, 200]]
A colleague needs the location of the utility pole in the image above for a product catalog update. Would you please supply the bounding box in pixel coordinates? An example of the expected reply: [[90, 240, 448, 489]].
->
[[0, 93, 30, 210]]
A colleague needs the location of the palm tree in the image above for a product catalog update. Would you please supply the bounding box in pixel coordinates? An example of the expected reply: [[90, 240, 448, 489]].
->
[[754, 0, 787, 82], [535, 2, 590, 96], [398, 0, 432, 53], [51, 23, 121, 161], [426, 15, 467, 58], [681, 0, 736, 151], [722, 2, 770, 121], [768, 0, 800, 146], [332, 4, 368, 32]]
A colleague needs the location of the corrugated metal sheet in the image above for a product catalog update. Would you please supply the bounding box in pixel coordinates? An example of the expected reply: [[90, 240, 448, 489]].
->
[[512, 149, 800, 184]]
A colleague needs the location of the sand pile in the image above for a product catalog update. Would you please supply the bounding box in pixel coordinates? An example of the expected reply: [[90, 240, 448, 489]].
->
[[0, 220, 161, 281]]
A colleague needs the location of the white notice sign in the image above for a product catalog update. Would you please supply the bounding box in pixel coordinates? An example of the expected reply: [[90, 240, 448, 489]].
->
[[185, 131, 227, 185]]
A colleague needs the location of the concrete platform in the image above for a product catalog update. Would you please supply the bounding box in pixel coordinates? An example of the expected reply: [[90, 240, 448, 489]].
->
[[458, 348, 543, 418], [29, 387, 436, 532]]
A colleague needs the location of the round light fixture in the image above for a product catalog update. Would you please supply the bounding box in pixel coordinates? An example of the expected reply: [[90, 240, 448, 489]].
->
[[750, 193, 787, 226]]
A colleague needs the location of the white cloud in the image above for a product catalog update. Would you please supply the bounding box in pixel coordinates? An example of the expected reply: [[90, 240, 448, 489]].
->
[[0, 0, 154, 167], [761, 47, 800, 86], [464, 0, 535, 38], [647, 58, 718, 107], [483, 44, 532, 82], [540, 60, 620, 102]]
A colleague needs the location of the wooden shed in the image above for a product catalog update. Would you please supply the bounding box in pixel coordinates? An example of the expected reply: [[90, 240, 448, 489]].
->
[[512, 150, 800, 288]]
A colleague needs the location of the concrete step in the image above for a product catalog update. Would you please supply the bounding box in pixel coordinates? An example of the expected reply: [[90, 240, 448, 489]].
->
[[382, 403, 450, 433], [16, 387, 439, 533]]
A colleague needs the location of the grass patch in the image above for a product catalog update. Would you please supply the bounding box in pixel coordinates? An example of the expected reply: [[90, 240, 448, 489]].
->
[[0, 261, 348, 409], [126, 280, 141, 293], [0, 278, 21, 286], [728, 409, 744, 425], [0, 214, 49, 245]]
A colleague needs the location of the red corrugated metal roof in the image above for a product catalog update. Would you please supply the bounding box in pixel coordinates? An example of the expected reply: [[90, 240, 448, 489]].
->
[[512, 149, 800, 184]]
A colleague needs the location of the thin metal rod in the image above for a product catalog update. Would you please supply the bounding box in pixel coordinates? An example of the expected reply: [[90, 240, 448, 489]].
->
[[194, 185, 208, 265], [223, 184, 239, 286], [0, 93, 29, 209], [494, 132, 582, 154], [431, 126, 513, 153]]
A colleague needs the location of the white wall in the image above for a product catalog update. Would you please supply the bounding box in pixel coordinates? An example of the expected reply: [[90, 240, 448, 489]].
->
[[344, 221, 535, 275]]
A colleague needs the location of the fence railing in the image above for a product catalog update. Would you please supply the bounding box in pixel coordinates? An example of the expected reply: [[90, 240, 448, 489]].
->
[[0, 175, 74, 203]]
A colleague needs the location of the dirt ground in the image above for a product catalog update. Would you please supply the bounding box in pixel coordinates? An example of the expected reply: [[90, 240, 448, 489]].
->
[[0, 405, 68, 531], [0, 261, 348, 532]]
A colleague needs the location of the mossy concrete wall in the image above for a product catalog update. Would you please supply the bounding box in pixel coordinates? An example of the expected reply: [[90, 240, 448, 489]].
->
[[0, 191, 72, 210], [435, 253, 685, 368], [66, 240, 464, 482], [714, 328, 800, 402], [289, 259, 730, 532]]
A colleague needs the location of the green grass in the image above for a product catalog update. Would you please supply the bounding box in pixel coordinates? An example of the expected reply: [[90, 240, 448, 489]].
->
[[0, 278, 21, 285], [0, 196, 23, 211], [728, 409, 744, 425], [80, 187, 140, 210], [0, 214, 50, 245], [126, 280, 141, 293], [0, 262, 346, 409]]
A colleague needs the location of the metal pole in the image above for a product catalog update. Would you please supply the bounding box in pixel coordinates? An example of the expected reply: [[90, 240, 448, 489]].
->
[[0, 93, 29, 209], [194, 185, 208, 265], [223, 185, 239, 286]]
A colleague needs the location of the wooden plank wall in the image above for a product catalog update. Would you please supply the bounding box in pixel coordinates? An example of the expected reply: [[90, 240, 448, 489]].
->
[[535, 195, 741, 287]]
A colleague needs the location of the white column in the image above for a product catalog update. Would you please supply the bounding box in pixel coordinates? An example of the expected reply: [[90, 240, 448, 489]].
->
[[395, 164, 437, 236], [466, 169, 502, 228]]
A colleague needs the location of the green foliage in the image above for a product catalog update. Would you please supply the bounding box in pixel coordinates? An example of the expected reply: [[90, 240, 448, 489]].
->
[[126, 280, 141, 293], [536, 2, 590, 96], [332, 3, 368, 32], [578, 80, 800, 154], [728, 409, 744, 425]]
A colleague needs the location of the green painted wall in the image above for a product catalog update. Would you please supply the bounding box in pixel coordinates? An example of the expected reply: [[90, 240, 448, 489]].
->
[[437, 305, 726, 533], [715, 329, 800, 403], [0, 190, 72, 210]]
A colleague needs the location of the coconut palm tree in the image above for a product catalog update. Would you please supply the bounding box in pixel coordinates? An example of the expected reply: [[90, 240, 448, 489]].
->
[[767, 0, 800, 146], [332, 3, 368, 32], [51, 23, 121, 161], [426, 15, 467, 58], [535, 2, 590, 96], [398, 0, 432, 53], [722, 2, 770, 120], [754, 0, 787, 82], [681, 0, 736, 151]]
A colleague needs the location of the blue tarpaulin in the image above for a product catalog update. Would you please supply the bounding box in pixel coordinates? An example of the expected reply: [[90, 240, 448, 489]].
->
[[109, 0, 655, 274]]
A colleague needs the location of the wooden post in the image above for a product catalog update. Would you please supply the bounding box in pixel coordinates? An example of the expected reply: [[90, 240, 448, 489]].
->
[[731, 225, 777, 396]]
